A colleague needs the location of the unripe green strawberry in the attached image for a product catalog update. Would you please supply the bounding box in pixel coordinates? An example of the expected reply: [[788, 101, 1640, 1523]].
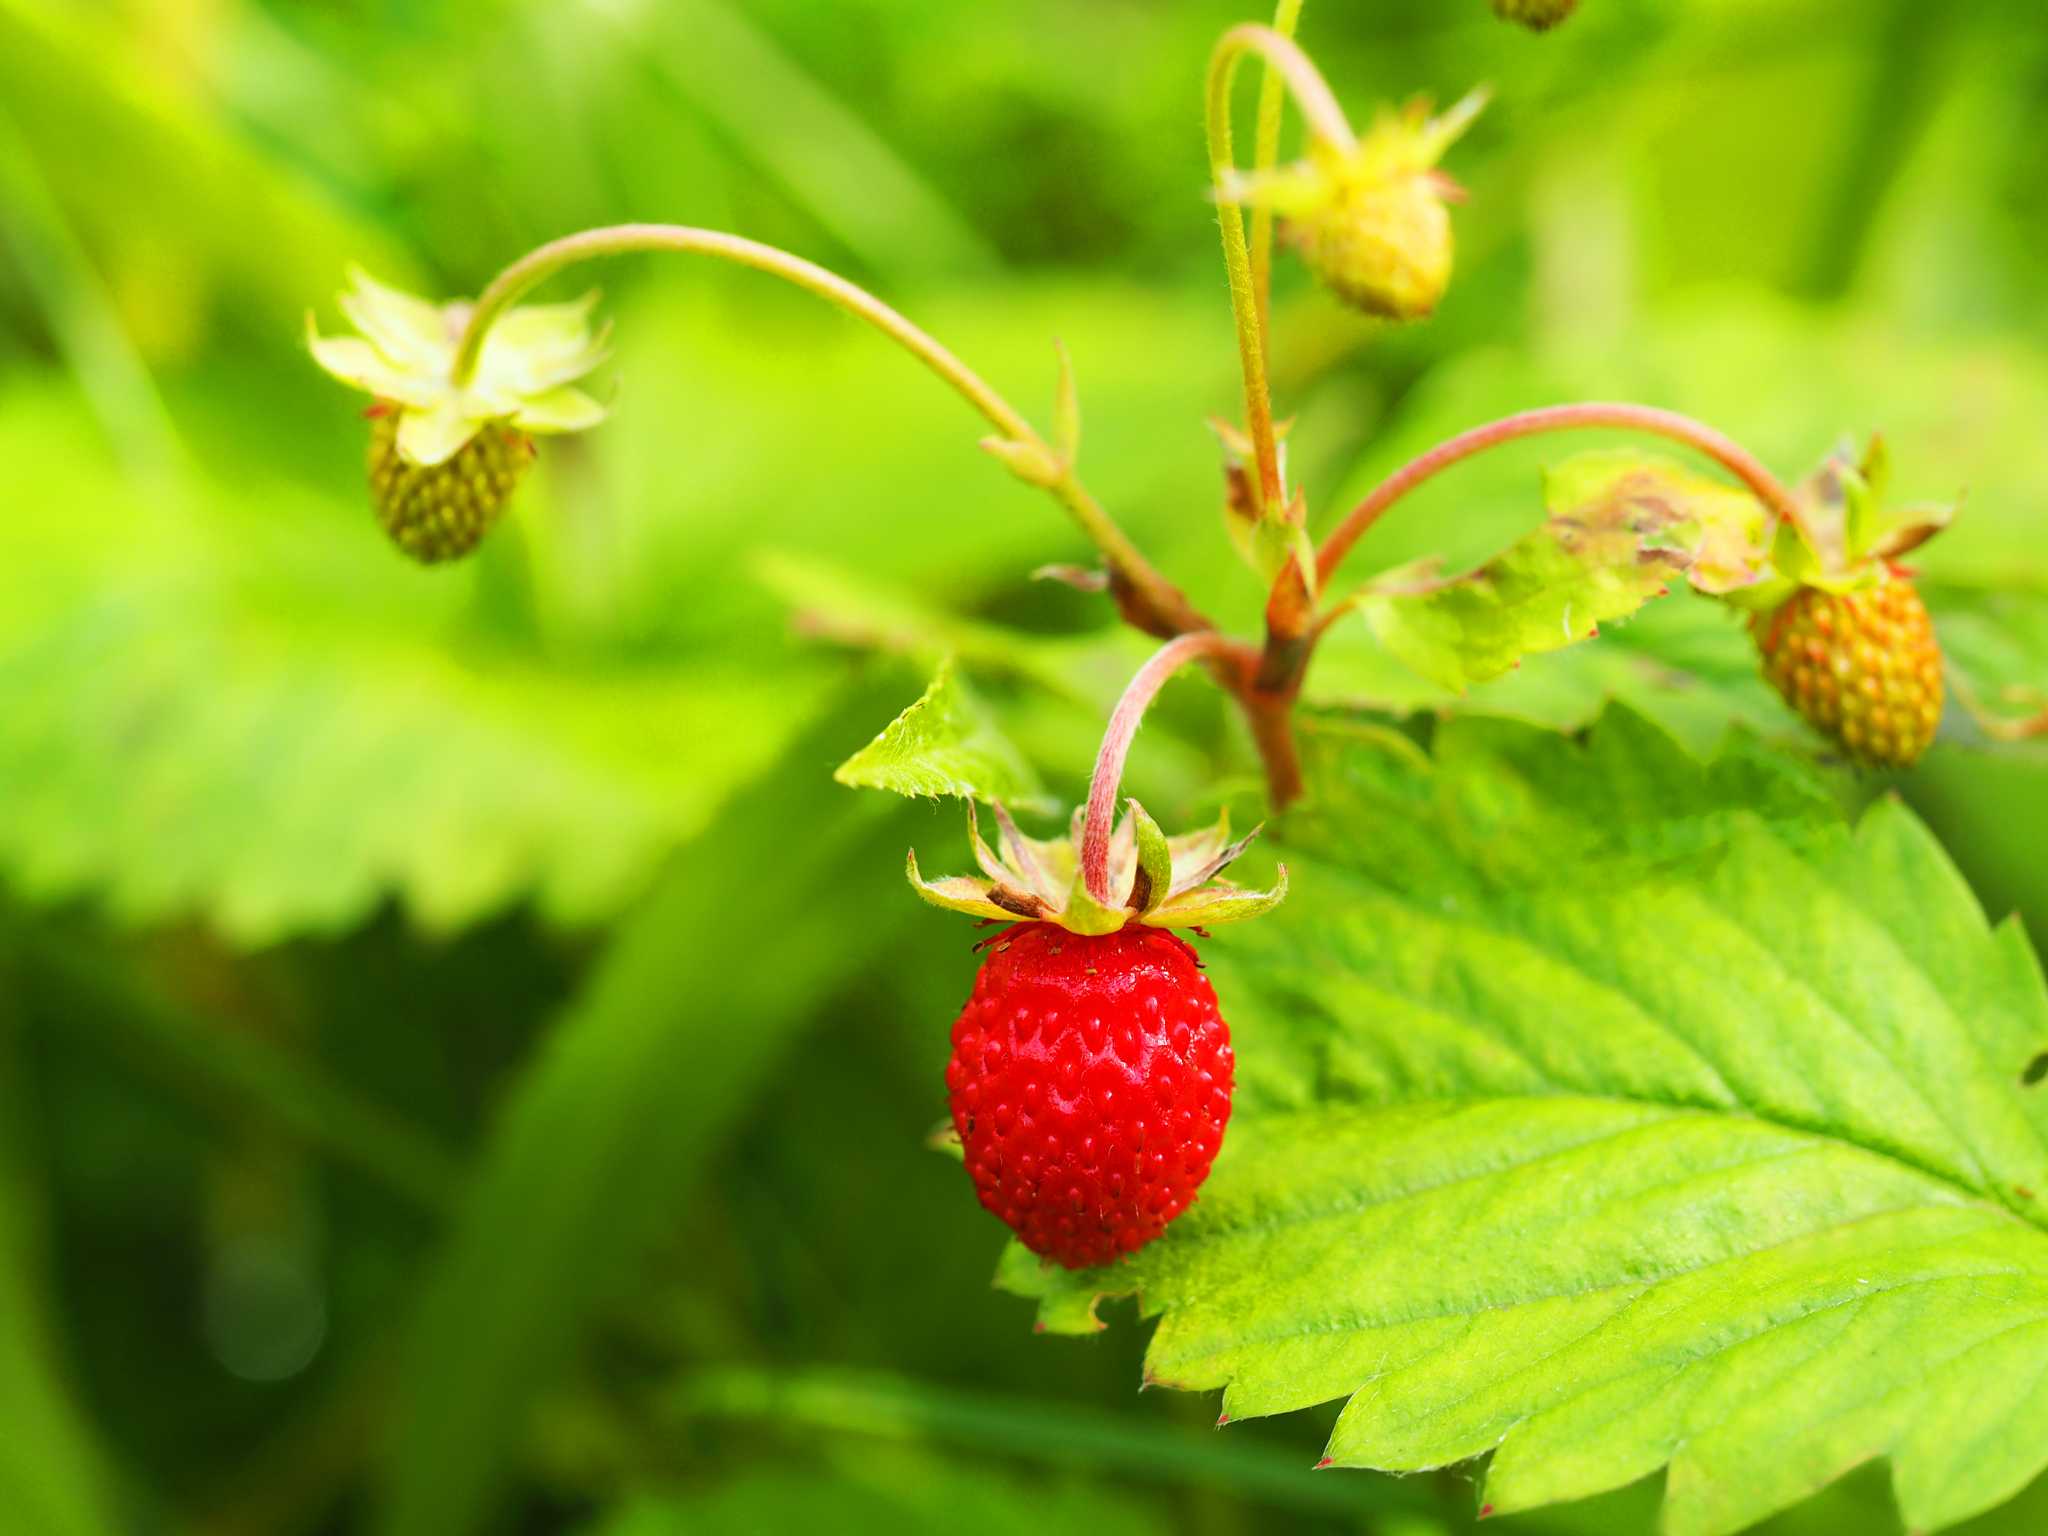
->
[[367, 409, 533, 564], [1288, 174, 1454, 321], [1751, 577, 1944, 767], [1230, 92, 1485, 324], [1492, 0, 1579, 31]]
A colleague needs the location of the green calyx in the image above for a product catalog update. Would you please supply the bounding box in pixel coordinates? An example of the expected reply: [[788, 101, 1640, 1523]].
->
[[1723, 435, 1958, 613], [310, 265, 609, 471], [907, 802, 1287, 937]]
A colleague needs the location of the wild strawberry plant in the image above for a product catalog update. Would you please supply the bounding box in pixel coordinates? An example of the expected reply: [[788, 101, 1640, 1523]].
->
[[297, 2, 2048, 1532]]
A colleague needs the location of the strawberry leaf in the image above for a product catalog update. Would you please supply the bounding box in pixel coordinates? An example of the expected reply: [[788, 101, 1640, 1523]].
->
[[835, 660, 1054, 812], [1000, 708, 2048, 1536], [1339, 452, 1768, 694], [1309, 587, 1790, 758]]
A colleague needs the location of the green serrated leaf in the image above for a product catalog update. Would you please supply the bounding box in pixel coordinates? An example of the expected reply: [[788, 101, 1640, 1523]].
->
[[835, 660, 1053, 811], [1309, 586, 1799, 760], [1003, 707, 2048, 1536], [1343, 452, 1768, 694], [0, 579, 832, 944]]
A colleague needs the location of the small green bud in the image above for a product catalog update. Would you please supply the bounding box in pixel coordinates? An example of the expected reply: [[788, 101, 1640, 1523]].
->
[[367, 410, 533, 564], [1491, 0, 1579, 31]]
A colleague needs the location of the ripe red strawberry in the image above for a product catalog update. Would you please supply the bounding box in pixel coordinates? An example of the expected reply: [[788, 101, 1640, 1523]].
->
[[946, 922, 1234, 1270], [1752, 576, 1943, 767]]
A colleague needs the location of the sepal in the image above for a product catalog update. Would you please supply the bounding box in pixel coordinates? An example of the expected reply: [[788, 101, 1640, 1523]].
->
[[1725, 435, 1960, 610], [906, 800, 1285, 935]]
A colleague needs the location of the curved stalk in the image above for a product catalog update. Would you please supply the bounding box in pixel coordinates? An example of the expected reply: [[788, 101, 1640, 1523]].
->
[[1249, 0, 1308, 344], [449, 224, 1207, 637], [1079, 632, 1249, 904], [1314, 402, 1810, 592], [1207, 25, 1354, 515]]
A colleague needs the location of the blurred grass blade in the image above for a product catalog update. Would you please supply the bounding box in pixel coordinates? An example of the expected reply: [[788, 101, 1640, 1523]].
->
[[0, 0, 400, 333], [375, 686, 920, 1536], [0, 98, 189, 507], [0, 961, 123, 1536], [19, 929, 462, 1215], [576, 0, 998, 278], [669, 1366, 1441, 1520]]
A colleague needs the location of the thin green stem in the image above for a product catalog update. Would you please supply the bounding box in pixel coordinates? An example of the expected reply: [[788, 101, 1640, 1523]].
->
[[1206, 26, 1354, 516], [1249, 0, 1306, 345], [450, 224, 1206, 636]]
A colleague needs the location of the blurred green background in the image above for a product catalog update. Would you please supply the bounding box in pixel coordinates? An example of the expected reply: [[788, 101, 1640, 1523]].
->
[[3, 1, 2047, 1533]]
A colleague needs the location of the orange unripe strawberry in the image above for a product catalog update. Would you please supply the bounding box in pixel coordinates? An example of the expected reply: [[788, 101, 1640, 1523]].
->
[[1751, 577, 1944, 767], [367, 410, 533, 564]]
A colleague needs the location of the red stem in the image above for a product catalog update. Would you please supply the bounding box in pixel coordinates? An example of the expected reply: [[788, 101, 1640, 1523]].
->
[[1080, 632, 1243, 904], [1313, 402, 1808, 591]]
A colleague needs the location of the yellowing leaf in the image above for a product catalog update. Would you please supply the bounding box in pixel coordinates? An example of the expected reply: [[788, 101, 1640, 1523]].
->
[[1342, 452, 1770, 694]]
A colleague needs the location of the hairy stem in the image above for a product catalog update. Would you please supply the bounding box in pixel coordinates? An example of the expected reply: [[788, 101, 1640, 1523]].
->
[[1207, 26, 1354, 515], [450, 224, 1208, 637], [1314, 401, 1810, 591], [1080, 632, 1249, 904], [1249, 0, 1307, 346]]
